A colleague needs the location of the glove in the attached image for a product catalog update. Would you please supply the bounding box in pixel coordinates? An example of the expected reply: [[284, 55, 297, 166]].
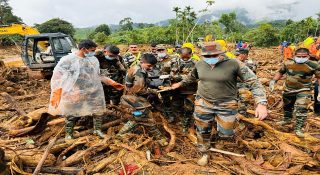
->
[[50, 88, 62, 108], [102, 77, 124, 91], [269, 80, 276, 92], [159, 75, 170, 80]]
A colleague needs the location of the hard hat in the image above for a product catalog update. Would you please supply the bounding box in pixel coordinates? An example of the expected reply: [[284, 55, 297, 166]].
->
[[182, 43, 195, 52], [156, 44, 166, 50]]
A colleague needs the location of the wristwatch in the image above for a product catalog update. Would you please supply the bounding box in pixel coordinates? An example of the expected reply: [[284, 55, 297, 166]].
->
[[258, 101, 268, 106]]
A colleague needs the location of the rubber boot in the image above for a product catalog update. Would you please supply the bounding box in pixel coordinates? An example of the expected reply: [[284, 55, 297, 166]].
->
[[277, 111, 292, 125], [182, 112, 192, 133], [65, 118, 75, 140], [295, 116, 306, 138], [93, 117, 105, 139], [117, 120, 137, 135]]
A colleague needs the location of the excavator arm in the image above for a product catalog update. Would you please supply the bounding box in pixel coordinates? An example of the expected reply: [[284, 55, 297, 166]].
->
[[0, 24, 40, 36]]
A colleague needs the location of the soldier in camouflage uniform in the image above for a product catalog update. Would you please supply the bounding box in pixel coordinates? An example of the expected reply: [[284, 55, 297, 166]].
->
[[154, 44, 177, 122], [269, 48, 320, 137], [171, 42, 268, 166], [96, 45, 126, 105], [161, 47, 197, 132], [236, 48, 258, 116], [123, 44, 142, 68], [119, 53, 168, 146]]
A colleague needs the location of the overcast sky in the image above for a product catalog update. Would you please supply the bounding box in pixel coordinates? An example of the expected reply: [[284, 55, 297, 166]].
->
[[9, 0, 320, 28]]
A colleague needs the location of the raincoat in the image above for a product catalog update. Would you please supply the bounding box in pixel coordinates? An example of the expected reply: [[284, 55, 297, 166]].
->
[[48, 53, 106, 117]]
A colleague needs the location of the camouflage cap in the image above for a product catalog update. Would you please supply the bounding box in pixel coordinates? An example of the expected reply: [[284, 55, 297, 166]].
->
[[156, 44, 166, 50], [201, 42, 225, 56]]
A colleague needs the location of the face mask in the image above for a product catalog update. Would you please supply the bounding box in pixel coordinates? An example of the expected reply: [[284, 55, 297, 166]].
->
[[294, 57, 308, 64], [84, 52, 95, 57], [203, 57, 219, 65], [105, 56, 115, 60], [158, 53, 167, 58]]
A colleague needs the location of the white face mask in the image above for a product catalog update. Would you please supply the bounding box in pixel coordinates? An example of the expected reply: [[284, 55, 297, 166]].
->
[[158, 53, 167, 58], [294, 57, 308, 64]]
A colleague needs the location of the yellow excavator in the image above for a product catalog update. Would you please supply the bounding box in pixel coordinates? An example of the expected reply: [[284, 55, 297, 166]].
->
[[0, 24, 77, 72]]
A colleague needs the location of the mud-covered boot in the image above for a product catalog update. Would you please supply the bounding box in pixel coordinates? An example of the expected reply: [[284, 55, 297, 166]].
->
[[277, 112, 292, 125], [65, 118, 75, 140], [117, 120, 137, 135], [295, 116, 306, 138], [196, 132, 211, 166], [197, 154, 209, 166], [182, 112, 192, 133], [93, 117, 105, 139]]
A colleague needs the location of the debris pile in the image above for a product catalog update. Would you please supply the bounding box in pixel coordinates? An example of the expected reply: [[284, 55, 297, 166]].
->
[[0, 48, 319, 175]]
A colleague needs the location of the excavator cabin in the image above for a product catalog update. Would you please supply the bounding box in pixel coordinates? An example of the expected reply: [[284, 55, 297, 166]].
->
[[0, 24, 77, 72], [21, 33, 77, 71]]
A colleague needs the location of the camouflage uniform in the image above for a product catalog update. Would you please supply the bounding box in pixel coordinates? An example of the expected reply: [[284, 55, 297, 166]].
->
[[279, 60, 320, 131], [96, 51, 126, 105], [237, 59, 258, 115], [162, 57, 197, 129], [121, 65, 166, 144], [156, 55, 176, 121], [181, 57, 267, 152], [123, 52, 141, 68]]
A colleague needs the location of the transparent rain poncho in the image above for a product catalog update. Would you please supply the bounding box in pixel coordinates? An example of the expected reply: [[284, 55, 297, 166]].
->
[[48, 53, 106, 117]]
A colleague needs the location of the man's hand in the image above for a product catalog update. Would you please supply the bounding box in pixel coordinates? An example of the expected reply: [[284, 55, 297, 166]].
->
[[269, 80, 276, 92], [255, 103, 268, 120], [171, 82, 182, 89], [317, 93, 320, 102], [159, 74, 170, 80], [101, 77, 124, 91]]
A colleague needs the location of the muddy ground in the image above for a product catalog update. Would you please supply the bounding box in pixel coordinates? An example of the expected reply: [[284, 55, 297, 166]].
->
[[0, 47, 319, 175]]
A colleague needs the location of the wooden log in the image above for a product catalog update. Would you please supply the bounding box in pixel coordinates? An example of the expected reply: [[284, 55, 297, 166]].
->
[[32, 128, 63, 175], [59, 142, 110, 167], [160, 115, 176, 153], [27, 167, 82, 175], [0, 92, 26, 116], [237, 114, 320, 151], [4, 149, 56, 167]]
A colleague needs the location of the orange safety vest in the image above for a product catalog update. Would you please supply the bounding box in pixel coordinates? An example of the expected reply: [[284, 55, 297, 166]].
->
[[283, 47, 293, 60]]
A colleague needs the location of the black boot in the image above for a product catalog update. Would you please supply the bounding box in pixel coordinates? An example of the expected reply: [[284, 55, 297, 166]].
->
[[65, 117, 75, 140], [295, 115, 306, 137], [93, 117, 105, 138]]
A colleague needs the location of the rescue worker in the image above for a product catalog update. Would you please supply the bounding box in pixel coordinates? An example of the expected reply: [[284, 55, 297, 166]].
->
[[269, 48, 320, 137], [156, 44, 176, 122], [161, 47, 197, 132], [96, 45, 127, 105], [171, 42, 268, 166], [119, 53, 168, 146], [123, 44, 141, 67], [283, 43, 294, 60], [48, 40, 124, 140], [182, 43, 201, 60], [236, 48, 258, 116], [150, 43, 157, 56]]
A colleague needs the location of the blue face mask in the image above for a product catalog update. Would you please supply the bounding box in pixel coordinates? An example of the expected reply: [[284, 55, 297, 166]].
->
[[294, 57, 308, 64], [203, 57, 219, 65], [105, 56, 115, 60], [84, 52, 95, 57]]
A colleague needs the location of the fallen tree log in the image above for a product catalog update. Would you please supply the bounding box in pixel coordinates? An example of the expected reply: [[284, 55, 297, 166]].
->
[[238, 114, 320, 151], [4, 149, 56, 167], [27, 166, 82, 175], [159, 115, 176, 153]]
